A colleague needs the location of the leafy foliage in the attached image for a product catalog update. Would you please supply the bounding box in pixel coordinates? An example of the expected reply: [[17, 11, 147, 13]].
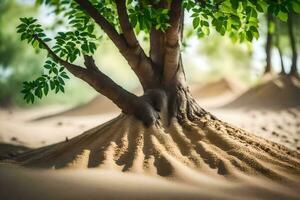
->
[[17, 0, 300, 103], [20, 58, 70, 104], [16, 18, 71, 103], [184, 0, 300, 42], [128, 1, 170, 33]]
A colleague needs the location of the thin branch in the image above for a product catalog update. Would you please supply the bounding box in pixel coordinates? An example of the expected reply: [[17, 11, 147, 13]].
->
[[75, 0, 128, 52], [75, 0, 156, 89], [35, 35, 138, 114], [115, 0, 139, 48], [34, 35, 87, 78], [83, 55, 99, 71]]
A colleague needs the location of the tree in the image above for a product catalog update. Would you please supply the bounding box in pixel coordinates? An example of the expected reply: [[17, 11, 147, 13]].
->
[[288, 12, 298, 76], [0, 0, 42, 106], [264, 11, 274, 74], [275, 19, 286, 75], [14, 0, 300, 178], [264, 12, 300, 76]]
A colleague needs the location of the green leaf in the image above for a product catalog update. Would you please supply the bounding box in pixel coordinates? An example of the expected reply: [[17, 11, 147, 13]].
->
[[50, 80, 55, 90], [268, 21, 275, 34], [277, 11, 288, 22], [43, 38, 52, 42], [230, 0, 239, 10], [246, 31, 253, 41], [33, 40, 39, 48], [43, 83, 49, 96], [193, 17, 200, 29], [292, 2, 300, 13], [60, 72, 70, 79]]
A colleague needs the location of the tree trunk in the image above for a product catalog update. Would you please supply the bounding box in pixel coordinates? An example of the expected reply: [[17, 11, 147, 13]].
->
[[288, 13, 298, 76], [275, 20, 285, 75], [264, 12, 274, 74]]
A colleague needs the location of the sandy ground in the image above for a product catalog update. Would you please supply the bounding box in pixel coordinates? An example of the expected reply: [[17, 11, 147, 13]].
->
[[1, 164, 299, 200], [0, 76, 299, 200]]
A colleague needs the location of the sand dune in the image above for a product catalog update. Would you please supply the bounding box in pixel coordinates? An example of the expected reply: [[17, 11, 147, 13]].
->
[[224, 76, 300, 109], [191, 78, 245, 99], [34, 95, 120, 120]]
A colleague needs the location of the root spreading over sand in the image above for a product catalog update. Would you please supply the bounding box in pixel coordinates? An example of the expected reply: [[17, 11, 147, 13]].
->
[[10, 113, 300, 185]]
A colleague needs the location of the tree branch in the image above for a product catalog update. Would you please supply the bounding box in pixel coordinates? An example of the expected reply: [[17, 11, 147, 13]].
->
[[75, 0, 156, 89], [75, 0, 128, 52], [35, 35, 139, 114], [115, 0, 139, 48], [163, 0, 183, 83], [34, 35, 87, 78]]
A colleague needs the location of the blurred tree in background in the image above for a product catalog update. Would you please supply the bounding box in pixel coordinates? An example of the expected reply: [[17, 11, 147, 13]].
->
[[263, 12, 300, 75], [0, 0, 42, 106]]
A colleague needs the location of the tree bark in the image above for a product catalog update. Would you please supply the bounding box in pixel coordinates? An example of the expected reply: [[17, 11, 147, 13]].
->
[[288, 13, 298, 76], [264, 12, 273, 74], [163, 0, 183, 84]]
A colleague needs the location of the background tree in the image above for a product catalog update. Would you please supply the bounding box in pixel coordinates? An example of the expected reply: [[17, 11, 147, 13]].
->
[[275, 19, 286, 75], [288, 12, 298, 76], [264, 11, 274, 74], [263, 11, 300, 76], [0, 0, 42, 106]]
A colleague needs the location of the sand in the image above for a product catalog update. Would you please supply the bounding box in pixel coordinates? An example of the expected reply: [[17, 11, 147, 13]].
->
[[1, 76, 300, 200], [2, 163, 300, 200], [212, 107, 300, 152], [1, 112, 300, 199], [3, 111, 300, 197]]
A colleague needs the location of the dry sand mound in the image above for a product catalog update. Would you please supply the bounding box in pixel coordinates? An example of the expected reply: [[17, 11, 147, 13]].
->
[[8, 113, 300, 186], [58, 95, 120, 116], [34, 88, 143, 120], [190, 78, 245, 99], [224, 76, 300, 109], [34, 95, 119, 120], [2, 164, 299, 200]]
